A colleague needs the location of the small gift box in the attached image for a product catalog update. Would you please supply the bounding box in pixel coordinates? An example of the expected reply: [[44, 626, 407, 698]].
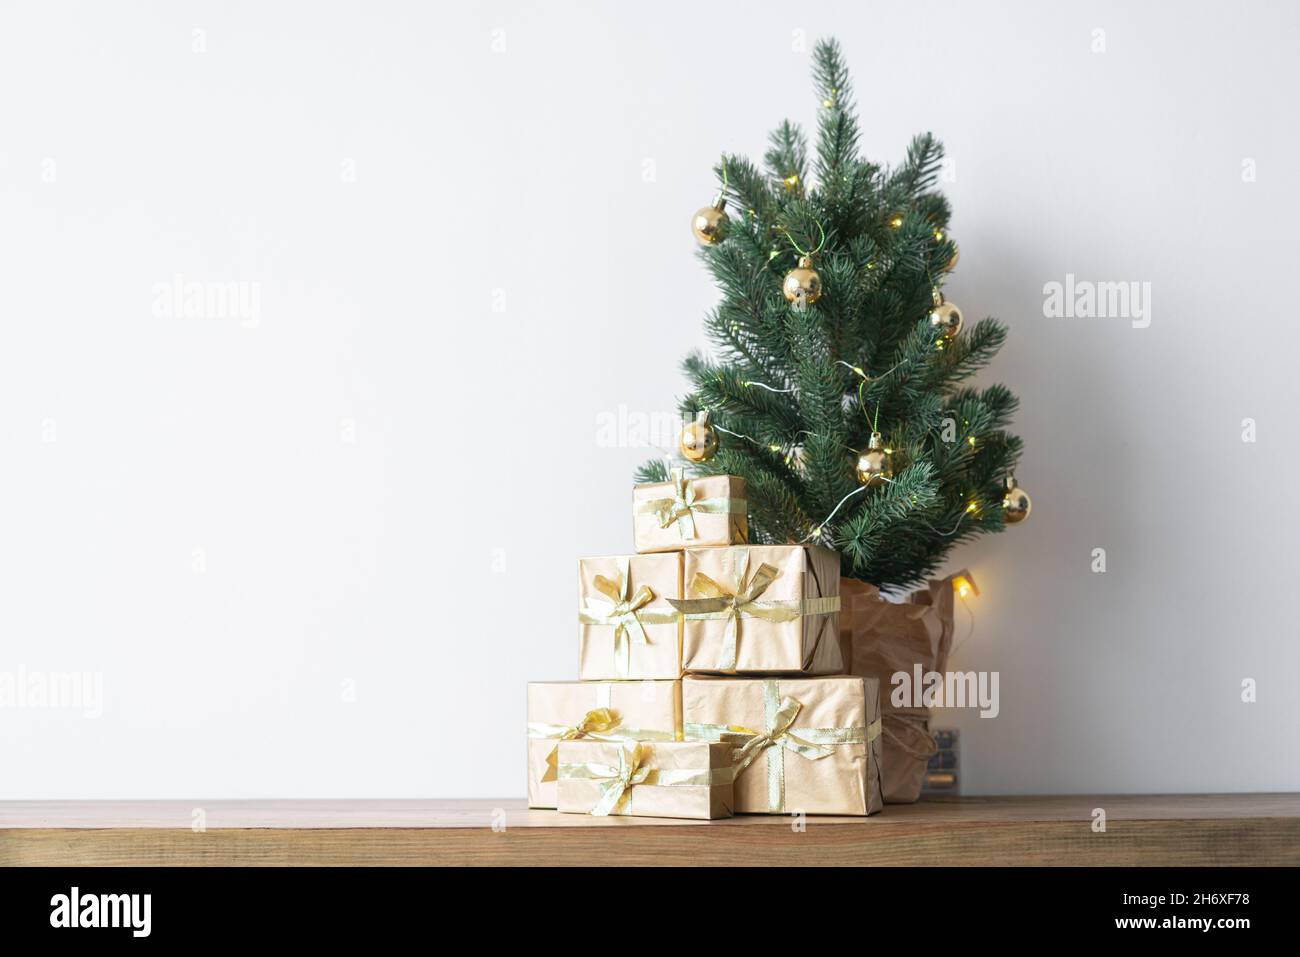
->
[[683, 675, 882, 815], [526, 680, 681, 809], [632, 467, 747, 553], [556, 739, 734, 820], [578, 553, 682, 680], [672, 544, 843, 674]]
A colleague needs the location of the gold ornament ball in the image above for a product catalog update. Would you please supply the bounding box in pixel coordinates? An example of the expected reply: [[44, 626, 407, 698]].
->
[[929, 300, 964, 339], [679, 410, 719, 463], [691, 199, 730, 246], [1002, 478, 1031, 524], [855, 433, 892, 487], [782, 255, 823, 305]]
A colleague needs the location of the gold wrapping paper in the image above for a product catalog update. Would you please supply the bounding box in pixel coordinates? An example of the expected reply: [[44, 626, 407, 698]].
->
[[632, 469, 748, 553], [526, 680, 681, 809], [683, 675, 882, 815], [838, 574, 961, 803], [674, 544, 843, 674], [578, 553, 683, 680], [556, 739, 734, 820]]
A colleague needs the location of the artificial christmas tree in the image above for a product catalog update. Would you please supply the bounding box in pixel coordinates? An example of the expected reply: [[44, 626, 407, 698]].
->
[[640, 38, 1027, 588]]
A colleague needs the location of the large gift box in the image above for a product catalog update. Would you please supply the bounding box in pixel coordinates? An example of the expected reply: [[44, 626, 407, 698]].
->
[[683, 675, 882, 815], [556, 739, 734, 820], [632, 467, 747, 553], [526, 680, 681, 809], [672, 544, 842, 674], [578, 553, 683, 680]]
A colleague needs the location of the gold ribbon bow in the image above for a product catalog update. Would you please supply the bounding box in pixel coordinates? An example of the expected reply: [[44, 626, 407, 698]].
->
[[729, 695, 833, 777], [685, 679, 875, 813], [657, 468, 701, 538], [578, 558, 675, 678], [585, 742, 652, 816], [558, 742, 734, 817], [669, 548, 799, 671], [635, 467, 746, 541], [529, 707, 622, 783]]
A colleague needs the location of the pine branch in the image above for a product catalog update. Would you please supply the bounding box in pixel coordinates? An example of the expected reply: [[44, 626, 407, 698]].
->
[[765, 120, 808, 195], [812, 38, 860, 185], [635, 457, 671, 484], [926, 318, 1008, 388], [886, 133, 945, 200], [721, 154, 778, 229]]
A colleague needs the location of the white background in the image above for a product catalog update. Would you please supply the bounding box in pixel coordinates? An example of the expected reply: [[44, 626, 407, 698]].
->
[[2, 1, 1297, 799]]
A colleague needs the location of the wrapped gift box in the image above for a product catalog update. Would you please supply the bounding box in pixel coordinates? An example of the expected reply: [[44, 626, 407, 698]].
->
[[578, 553, 683, 680], [682, 675, 881, 815], [632, 468, 747, 553], [556, 739, 734, 820], [673, 544, 842, 674], [526, 680, 681, 809]]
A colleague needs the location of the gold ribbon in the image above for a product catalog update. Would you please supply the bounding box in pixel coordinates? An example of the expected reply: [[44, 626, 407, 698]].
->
[[685, 679, 876, 813], [558, 741, 733, 816], [585, 742, 651, 816], [669, 548, 839, 671], [635, 467, 747, 541], [578, 558, 677, 678], [528, 707, 621, 783], [528, 684, 677, 782]]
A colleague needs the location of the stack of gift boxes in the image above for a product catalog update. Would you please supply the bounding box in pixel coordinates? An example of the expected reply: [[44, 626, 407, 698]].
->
[[527, 469, 883, 819]]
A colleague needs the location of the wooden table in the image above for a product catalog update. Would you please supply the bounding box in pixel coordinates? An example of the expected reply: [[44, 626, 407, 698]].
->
[[2, 795, 1296, 866]]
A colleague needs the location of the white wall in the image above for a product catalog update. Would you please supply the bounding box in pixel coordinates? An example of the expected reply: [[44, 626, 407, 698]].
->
[[2, 0, 1296, 799]]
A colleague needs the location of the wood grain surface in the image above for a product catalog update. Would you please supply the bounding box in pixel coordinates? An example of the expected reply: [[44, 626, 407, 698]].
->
[[2, 794, 1296, 866]]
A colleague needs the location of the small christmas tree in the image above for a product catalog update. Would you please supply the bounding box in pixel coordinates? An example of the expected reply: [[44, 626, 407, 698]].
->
[[638, 38, 1027, 589]]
